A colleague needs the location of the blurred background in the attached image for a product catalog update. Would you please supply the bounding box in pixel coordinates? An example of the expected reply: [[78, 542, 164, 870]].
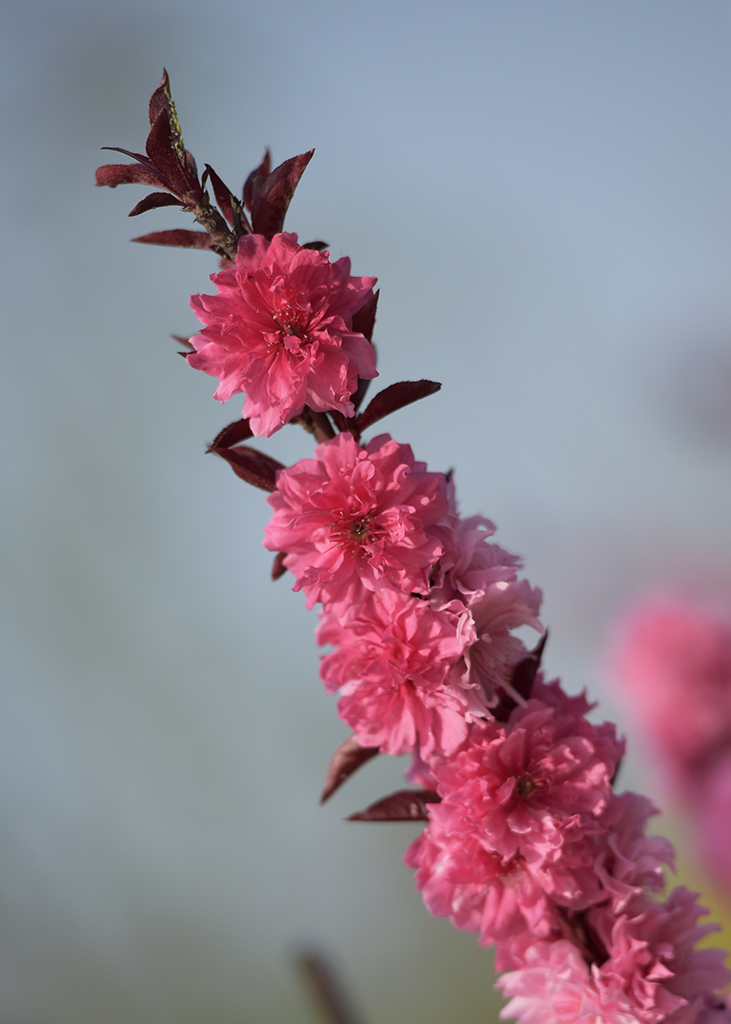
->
[[4, 1, 731, 1021]]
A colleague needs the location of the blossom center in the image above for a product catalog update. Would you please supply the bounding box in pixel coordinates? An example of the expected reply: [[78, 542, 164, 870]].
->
[[516, 775, 535, 798], [330, 511, 378, 552], [272, 303, 310, 343]]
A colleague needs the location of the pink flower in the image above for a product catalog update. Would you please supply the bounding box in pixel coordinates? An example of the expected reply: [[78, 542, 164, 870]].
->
[[264, 432, 448, 611], [586, 889, 730, 1024], [497, 889, 730, 1024], [595, 791, 674, 911], [448, 578, 543, 708], [497, 939, 631, 1024], [430, 513, 522, 602], [429, 689, 624, 871], [318, 590, 473, 756], [407, 784, 674, 954], [406, 821, 561, 946], [188, 232, 377, 436], [427, 513, 543, 706]]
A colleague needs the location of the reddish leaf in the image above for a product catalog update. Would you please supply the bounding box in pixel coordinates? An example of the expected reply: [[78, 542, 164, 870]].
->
[[320, 737, 379, 804], [209, 418, 254, 449], [271, 552, 287, 581], [229, 195, 251, 237], [252, 149, 314, 238], [347, 789, 440, 822], [492, 631, 549, 722], [243, 149, 271, 211], [351, 289, 379, 344], [211, 444, 285, 491], [95, 163, 161, 189], [185, 149, 199, 182], [350, 370, 374, 418], [145, 106, 191, 195], [357, 380, 441, 433], [101, 145, 153, 167], [128, 192, 184, 217], [172, 334, 196, 352], [131, 229, 214, 249], [148, 69, 173, 126], [203, 164, 235, 226], [511, 630, 548, 701]]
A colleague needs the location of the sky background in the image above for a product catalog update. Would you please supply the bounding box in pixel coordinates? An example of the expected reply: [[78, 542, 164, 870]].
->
[[4, 2, 731, 1022]]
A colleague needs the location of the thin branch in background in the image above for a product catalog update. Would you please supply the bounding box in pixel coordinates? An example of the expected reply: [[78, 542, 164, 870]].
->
[[296, 949, 365, 1024]]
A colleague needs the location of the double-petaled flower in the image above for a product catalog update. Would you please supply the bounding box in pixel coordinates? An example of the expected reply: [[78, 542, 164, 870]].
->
[[188, 232, 377, 436]]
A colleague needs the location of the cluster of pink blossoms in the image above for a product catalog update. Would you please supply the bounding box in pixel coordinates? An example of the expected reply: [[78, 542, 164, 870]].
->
[[264, 431, 542, 758], [611, 594, 731, 896], [260, 417, 730, 1021], [97, 73, 731, 1023]]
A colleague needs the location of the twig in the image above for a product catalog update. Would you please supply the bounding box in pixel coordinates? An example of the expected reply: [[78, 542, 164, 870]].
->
[[296, 949, 365, 1024]]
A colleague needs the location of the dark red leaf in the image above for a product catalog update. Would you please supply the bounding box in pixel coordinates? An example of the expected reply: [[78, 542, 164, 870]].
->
[[320, 737, 380, 803], [347, 789, 440, 822], [101, 145, 153, 167], [492, 631, 549, 722], [351, 289, 379, 344], [185, 149, 199, 181], [209, 418, 254, 449], [145, 107, 195, 197], [252, 149, 314, 238], [511, 630, 548, 701], [243, 149, 271, 211], [95, 163, 161, 189], [144, 108, 182, 187], [172, 334, 196, 352], [211, 444, 285, 491], [128, 192, 184, 217], [271, 552, 287, 581], [357, 380, 441, 433], [131, 229, 214, 249], [229, 196, 251, 237], [203, 164, 235, 226], [350, 371, 374, 418], [148, 69, 173, 126]]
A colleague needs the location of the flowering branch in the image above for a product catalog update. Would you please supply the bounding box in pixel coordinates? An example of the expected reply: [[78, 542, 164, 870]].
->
[[97, 71, 731, 1024]]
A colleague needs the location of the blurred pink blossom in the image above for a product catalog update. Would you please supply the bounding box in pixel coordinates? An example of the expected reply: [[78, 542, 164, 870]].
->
[[610, 594, 731, 783], [610, 593, 731, 893]]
